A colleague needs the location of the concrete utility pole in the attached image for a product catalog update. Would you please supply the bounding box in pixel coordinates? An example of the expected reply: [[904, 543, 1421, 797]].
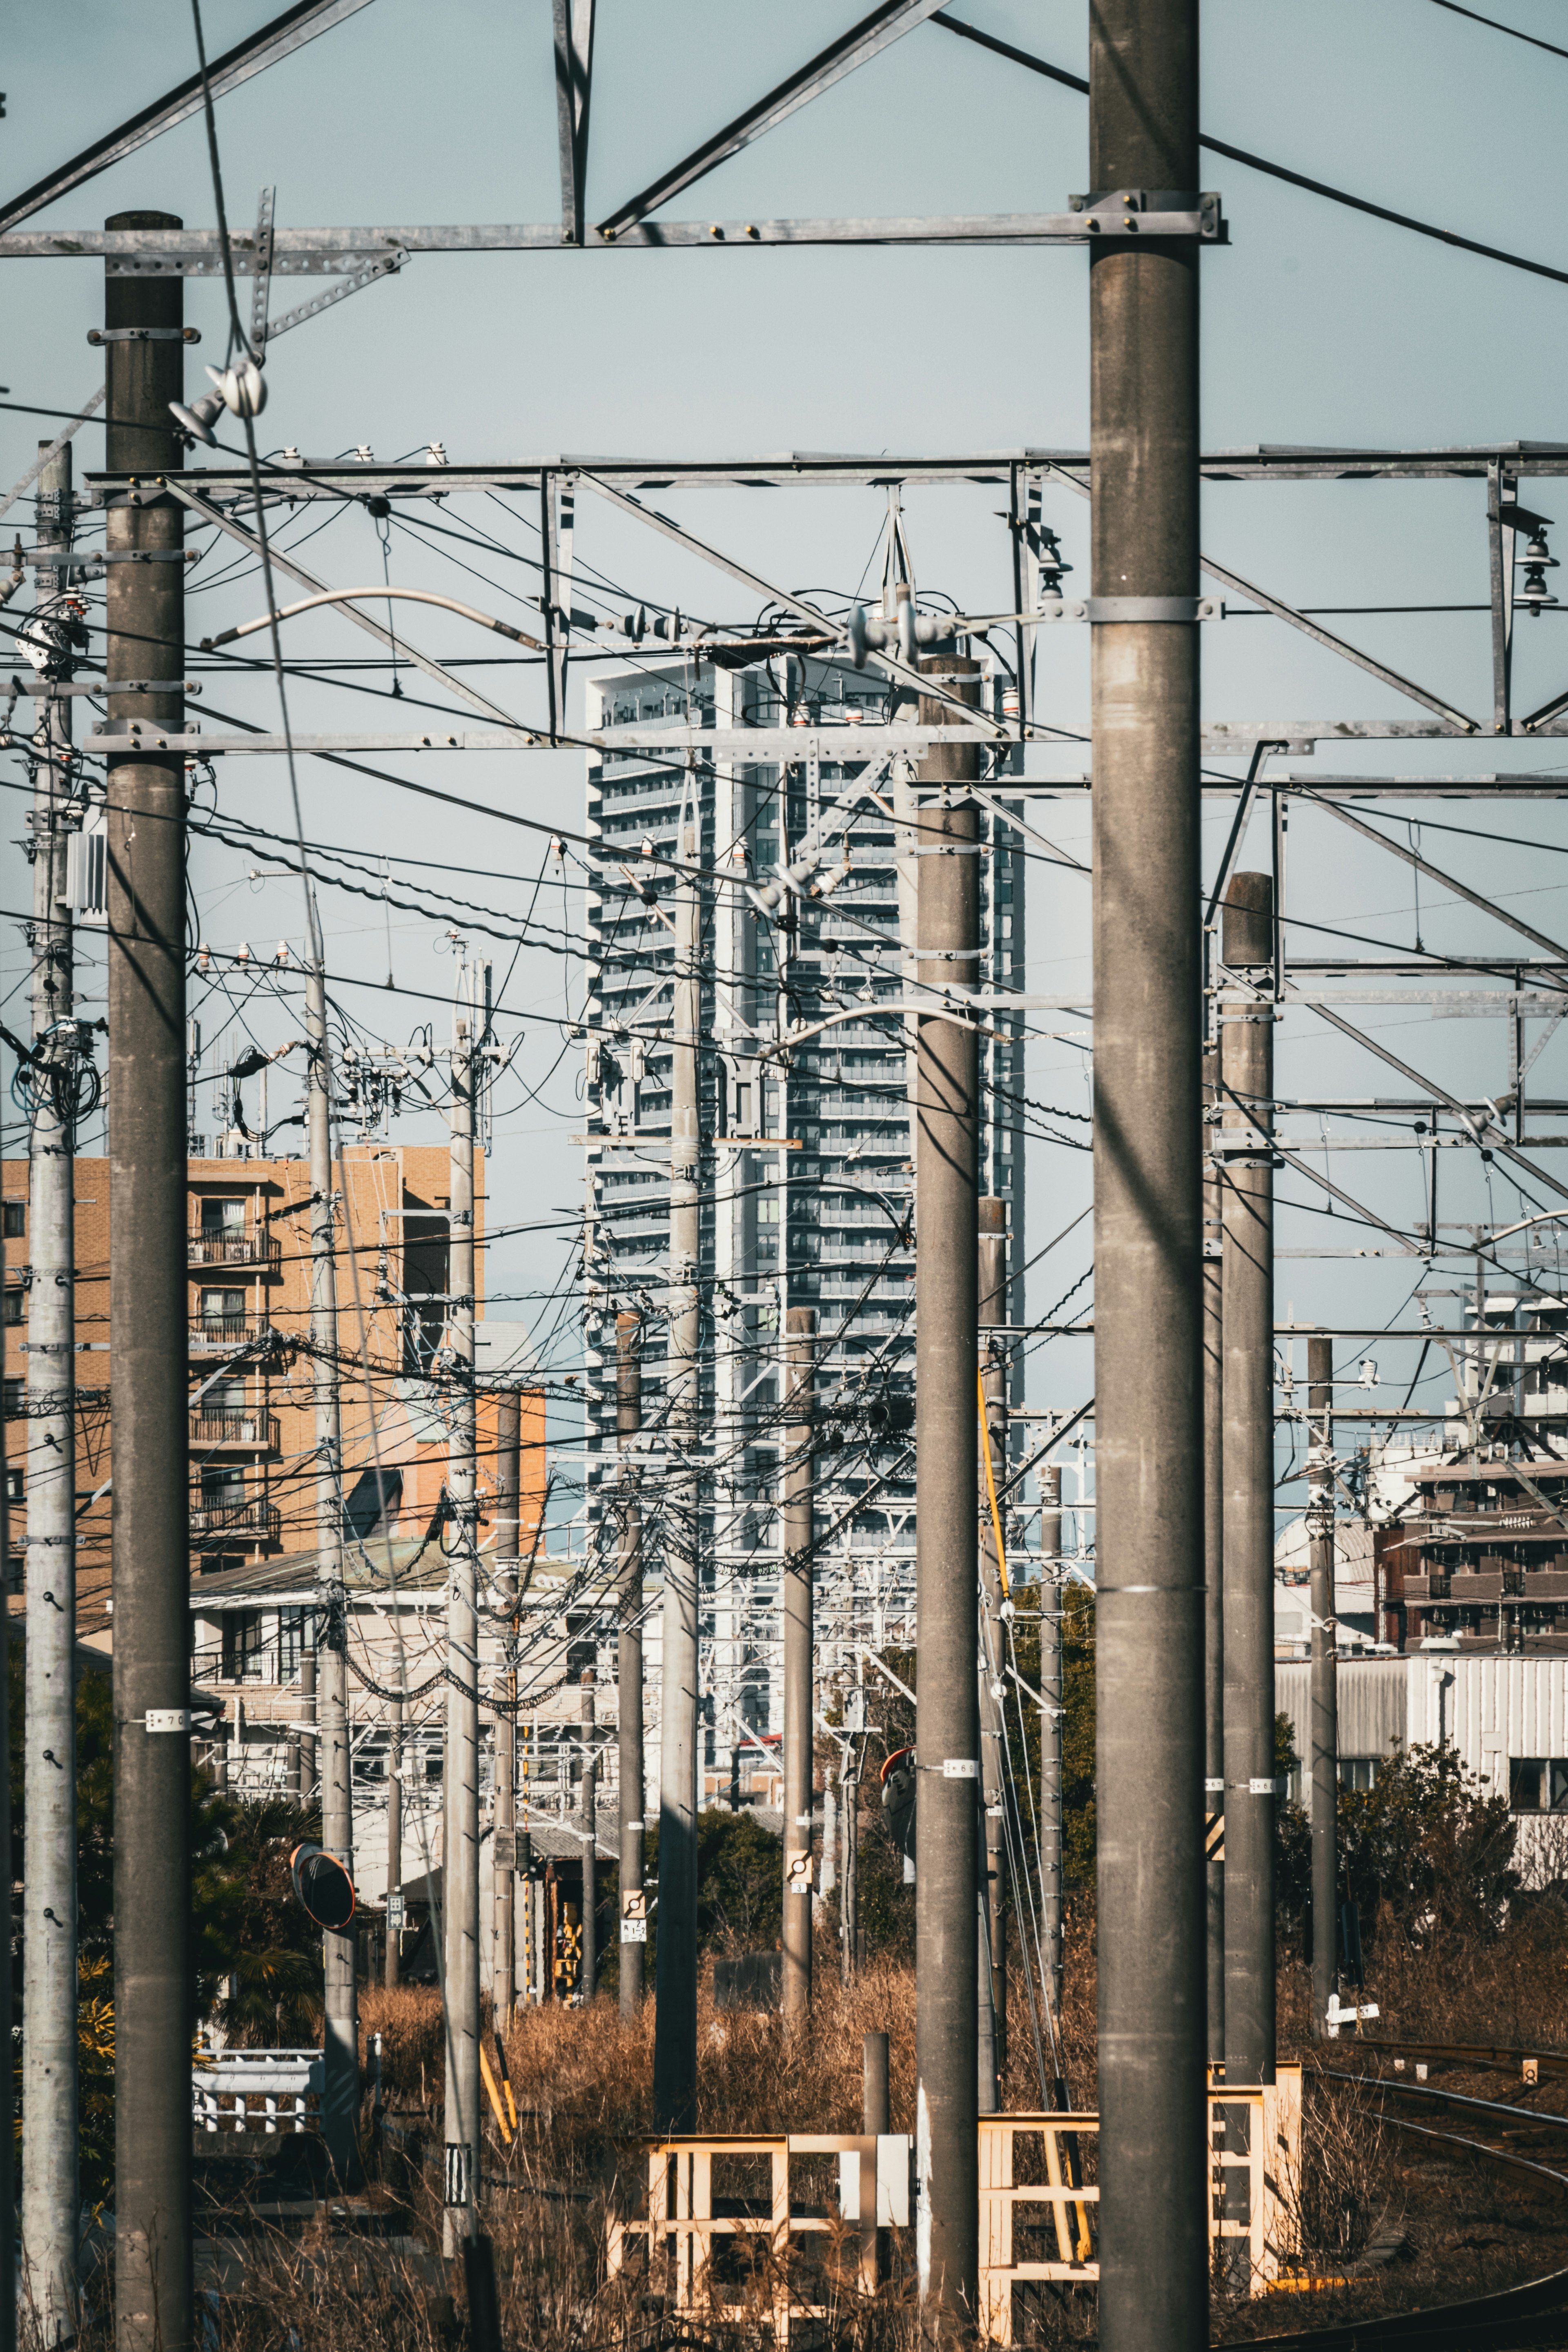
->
[[105, 211, 194, 2352], [1221, 873, 1277, 2089], [307, 960, 358, 2183], [1037, 1460, 1064, 2037], [579, 1668, 598, 1998], [492, 1389, 520, 2029], [1202, 1044, 1225, 2065], [978, 1198, 1009, 2112], [1087, 4, 1209, 2341], [781, 1305, 816, 2022], [653, 833, 701, 2130], [615, 1311, 646, 2017], [0, 1312, 13, 2352], [23, 436, 81, 2345], [442, 971, 482, 2252], [913, 648, 982, 2321], [840, 1651, 863, 1988], [385, 1696, 403, 1989], [1307, 1335, 1338, 2038]]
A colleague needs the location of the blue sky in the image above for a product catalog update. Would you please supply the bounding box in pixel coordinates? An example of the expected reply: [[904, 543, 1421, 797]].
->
[[6, 0, 1568, 1497]]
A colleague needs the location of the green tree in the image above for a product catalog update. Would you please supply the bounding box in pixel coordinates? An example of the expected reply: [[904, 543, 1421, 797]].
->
[[1339, 1741, 1518, 1944], [1274, 1711, 1312, 1947], [695, 1808, 786, 1949], [8, 1647, 329, 2194], [198, 1793, 328, 2045]]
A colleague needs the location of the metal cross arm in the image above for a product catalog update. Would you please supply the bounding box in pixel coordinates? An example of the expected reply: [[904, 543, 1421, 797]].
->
[[1294, 790, 1568, 964], [0, 0, 376, 235], [165, 482, 528, 731], [1303, 995, 1568, 1207], [592, 0, 951, 239], [1043, 459, 1479, 731], [576, 472, 1008, 738], [1197, 553, 1478, 730]]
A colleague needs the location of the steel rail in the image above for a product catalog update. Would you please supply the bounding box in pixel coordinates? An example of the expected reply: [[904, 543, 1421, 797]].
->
[[1358, 2036, 1568, 2082], [1226, 2068, 1568, 2350]]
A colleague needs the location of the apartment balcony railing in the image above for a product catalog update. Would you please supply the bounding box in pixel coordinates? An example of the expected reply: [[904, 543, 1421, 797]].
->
[[189, 1410, 279, 1454], [188, 1229, 280, 1270], [189, 1498, 281, 1542], [189, 1316, 267, 1351]]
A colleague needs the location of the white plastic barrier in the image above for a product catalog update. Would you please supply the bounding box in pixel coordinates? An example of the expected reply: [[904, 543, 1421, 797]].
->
[[192, 2047, 323, 2136]]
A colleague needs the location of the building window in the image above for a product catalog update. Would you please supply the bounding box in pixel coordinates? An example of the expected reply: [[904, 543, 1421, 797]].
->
[[2, 1203, 22, 1239], [278, 1608, 315, 1684], [4, 1557, 19, 1596], [1337, 1758, 1382, 1793], [401, 1216, 450, 1375], [201, 1198, 245, 1238], [199, 1466, 246, 1529], [199, 1287, 245, 1338], [2, 1291, 23, 1327], [2, 1381, 20, 1418], [220, 1611, 263, 1682], [1510, 1758, 1568, 1813], [5, 1468, 20, 1505]]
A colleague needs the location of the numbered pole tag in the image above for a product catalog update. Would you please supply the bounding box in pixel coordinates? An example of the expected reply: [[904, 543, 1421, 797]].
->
[[622, 1888, 647, 1940], [621, 1918, 647, 1943], [145, 1709, 190, 1733], [942, 1758, 978, 1780], [387, 1895, 405, 1929]]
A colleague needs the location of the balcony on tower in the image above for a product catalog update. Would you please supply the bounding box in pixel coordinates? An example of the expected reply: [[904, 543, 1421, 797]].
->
[[187, 1194, 280, 1270]]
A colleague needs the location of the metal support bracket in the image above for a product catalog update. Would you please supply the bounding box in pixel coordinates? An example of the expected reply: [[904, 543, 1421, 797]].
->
[[22, 548, 196, 566], [1042, 595, 1225, 624], [86, 326, 201, 343], [1069, 188, 1227, 240]]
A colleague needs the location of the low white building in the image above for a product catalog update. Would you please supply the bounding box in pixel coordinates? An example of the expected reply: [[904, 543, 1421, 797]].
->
[[1275, 1649, 1568, 1871]]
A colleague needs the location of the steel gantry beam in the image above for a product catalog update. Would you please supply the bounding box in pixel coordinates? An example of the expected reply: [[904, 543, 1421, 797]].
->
[[74, 445, 1568, 489], [0, 213, 1220, 268]]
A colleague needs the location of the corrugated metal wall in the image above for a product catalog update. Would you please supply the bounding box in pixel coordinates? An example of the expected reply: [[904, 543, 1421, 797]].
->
[[1407, 1653, 1568, 1794], [1274, 1657, 1408, 1773], [1274, 1654, 1568, 1788]]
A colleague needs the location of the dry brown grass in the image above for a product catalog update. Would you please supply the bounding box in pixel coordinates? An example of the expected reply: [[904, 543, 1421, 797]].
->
[[74, 1901, 1568, 2349]]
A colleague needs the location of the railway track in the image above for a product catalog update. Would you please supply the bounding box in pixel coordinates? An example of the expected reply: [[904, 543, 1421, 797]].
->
[[1230, 2041, 1568, 2351]]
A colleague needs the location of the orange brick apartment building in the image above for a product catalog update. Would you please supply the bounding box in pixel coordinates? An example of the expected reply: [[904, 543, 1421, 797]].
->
[[1, 1143, 544, 1639]]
